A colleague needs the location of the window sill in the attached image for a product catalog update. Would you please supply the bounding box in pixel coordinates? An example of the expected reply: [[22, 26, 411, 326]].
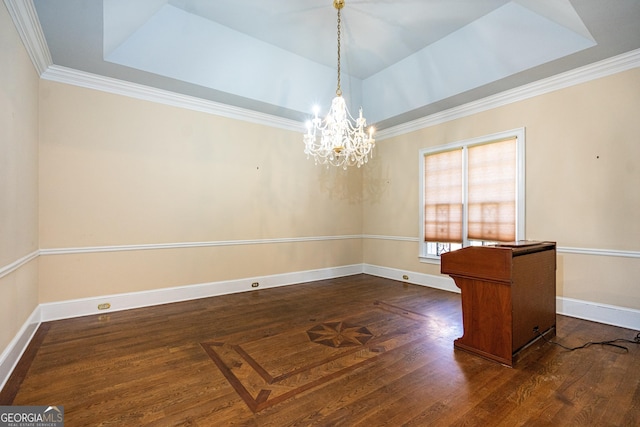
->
[[418, 255, 441, 265]]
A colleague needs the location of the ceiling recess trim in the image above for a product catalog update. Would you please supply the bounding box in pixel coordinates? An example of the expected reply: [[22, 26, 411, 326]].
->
[[33, 49, 640, 137], [42, 49, 640, 140], [377, 48, 640, 140], [41, 65, 305, 132]]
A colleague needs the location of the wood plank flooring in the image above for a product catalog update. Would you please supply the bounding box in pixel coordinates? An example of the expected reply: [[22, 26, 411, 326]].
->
[[1, 274, 639, 426]]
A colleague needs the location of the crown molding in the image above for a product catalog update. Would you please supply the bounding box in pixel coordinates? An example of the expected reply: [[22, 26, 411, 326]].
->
[[3, 0, 51, 75], [40, 65, 305, 133], [376, 48, 640, 140]]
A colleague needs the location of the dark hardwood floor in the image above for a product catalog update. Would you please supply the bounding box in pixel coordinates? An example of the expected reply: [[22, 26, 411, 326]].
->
[[2, 274, 639, 426]]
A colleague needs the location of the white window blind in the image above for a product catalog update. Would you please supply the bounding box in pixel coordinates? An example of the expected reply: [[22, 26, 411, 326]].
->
[[423, 149, 463, 243], [467, 138, 517, 242]]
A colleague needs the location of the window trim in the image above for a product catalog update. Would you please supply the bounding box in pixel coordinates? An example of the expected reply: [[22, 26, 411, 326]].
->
[[419, 128, 526, 262]]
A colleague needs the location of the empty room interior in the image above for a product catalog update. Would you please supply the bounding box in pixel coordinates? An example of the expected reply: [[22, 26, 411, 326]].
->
[[1, 0, 639, 425]]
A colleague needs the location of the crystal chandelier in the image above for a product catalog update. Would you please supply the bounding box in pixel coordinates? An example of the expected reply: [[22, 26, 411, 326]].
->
[[304, 0, 375, 169]]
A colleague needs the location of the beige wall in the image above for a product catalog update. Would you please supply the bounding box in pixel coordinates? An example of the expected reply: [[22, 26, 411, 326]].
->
[[0, 4, 40, 351], [363, 68, 640, 310], [38, 82, 363, 302]]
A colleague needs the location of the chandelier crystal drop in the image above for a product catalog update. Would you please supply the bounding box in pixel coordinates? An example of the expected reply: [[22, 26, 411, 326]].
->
[[304, 0, 375, 169]]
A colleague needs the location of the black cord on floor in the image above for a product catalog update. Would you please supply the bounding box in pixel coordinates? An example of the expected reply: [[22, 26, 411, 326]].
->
[[535, 330, 640, 353]]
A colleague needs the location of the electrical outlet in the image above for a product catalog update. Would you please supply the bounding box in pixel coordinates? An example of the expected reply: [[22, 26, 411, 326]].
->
[[98, 303, 111, 310], [251, 282, 260, 288]]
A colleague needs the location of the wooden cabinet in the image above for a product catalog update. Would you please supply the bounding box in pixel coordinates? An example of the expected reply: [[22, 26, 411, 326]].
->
[[440, 241, 556, 366]]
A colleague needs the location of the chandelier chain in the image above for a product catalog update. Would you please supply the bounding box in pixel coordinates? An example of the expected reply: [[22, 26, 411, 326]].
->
[[336, 7, 342, 96]]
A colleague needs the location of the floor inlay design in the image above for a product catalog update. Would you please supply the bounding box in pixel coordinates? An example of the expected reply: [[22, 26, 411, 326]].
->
[[200, 301, 430, 413], [306, 321, 373, 348]]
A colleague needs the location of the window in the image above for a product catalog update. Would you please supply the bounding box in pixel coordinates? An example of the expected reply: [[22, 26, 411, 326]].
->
[[419, 128, 525, 260]]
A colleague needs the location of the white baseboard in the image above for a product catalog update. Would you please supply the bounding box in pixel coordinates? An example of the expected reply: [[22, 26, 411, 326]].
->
[[364, 264, 640, 331], [40, 263, 638, 329], [363, 263, 460, 293], [3, 264, 639, 392], [557, 297, 640, 331], [39, 264, 364, 322], [0, 306, 41, 391]]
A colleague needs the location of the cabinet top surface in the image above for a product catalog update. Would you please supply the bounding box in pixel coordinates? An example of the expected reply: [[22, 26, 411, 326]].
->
[[440, 241, 556, 281]]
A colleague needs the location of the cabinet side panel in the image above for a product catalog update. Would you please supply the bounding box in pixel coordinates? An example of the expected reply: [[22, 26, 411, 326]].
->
[[453, 277, 513, 363], [511, 248, 557, 351]]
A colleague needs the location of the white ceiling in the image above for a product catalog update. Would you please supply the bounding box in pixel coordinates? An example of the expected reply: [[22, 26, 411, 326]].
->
[[30, 0, 640, 130]]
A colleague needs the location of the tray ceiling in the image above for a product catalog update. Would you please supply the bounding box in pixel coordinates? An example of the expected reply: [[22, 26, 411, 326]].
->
[[28, 0, 640, 130]]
